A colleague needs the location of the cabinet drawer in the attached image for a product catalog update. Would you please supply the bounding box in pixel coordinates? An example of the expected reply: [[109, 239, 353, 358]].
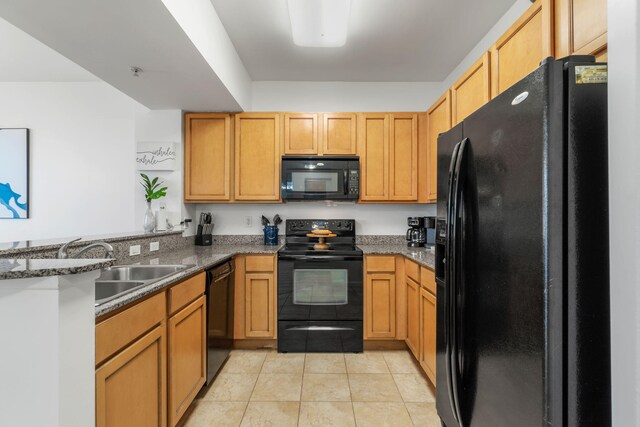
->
[[420, 266, 436, 295], [96, 292, 166, 365], [169, 272, 206, 315], [245, 255, 275, 273], [405, 259, 420, 282], [366, 256, 396, 273]]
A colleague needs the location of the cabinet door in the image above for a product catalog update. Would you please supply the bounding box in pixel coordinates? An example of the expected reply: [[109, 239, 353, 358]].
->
[[365, 273, 396, 339], [426, 93, 451, 202], [451, 53, 491, 125], [490, 0, 553, 98], [419, 288, 436, 385], [245, 272, 276, 338], [168, 296, 206, 427], [389, 113, 418, 201], [184, 113, 232, 201], [358, 113, 389, 201], [96, 325, 166, 427], [235, 113, 281, 201], [555, 0, 607, 58], [406, 277, 420, 357], [321, 113, 357, 155], [284, 113, 318, 155]]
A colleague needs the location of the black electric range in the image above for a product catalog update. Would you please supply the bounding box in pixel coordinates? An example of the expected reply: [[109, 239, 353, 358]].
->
[[277, 219, 363, 353]]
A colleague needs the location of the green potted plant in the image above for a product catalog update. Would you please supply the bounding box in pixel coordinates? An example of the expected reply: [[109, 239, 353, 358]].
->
[[140, 173, 167, 232]]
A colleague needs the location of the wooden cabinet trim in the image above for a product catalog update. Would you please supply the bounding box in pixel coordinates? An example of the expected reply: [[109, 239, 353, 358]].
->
[[245, 255, 275, 273], [96, 292, 166, 366], [168, 296, 206, 427], [168, 272, 205, 316], [365, 255, 396, 273], [96, 324, 167, 427], [451, 52, 491, 125]]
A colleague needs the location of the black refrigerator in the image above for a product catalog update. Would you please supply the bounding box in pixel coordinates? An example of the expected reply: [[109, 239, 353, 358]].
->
[[435, 56, 610, 427]]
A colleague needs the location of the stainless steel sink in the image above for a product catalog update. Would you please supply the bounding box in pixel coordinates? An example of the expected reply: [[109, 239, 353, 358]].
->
[[95, 264, 192, 306], [98, 265, 189, 282]]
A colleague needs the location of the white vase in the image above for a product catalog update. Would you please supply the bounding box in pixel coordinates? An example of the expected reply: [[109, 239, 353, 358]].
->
[[143, 201, 156, 232]]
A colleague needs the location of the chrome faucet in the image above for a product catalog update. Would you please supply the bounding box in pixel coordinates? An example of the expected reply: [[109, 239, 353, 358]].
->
[[57, 238, 114, 259]]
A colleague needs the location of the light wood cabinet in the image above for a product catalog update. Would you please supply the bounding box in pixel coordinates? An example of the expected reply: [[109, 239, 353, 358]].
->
[[283, 113, 318, 155], [358, 113, 389, 201], [419, 286, 437, 385], [234, 254, 277, 339], [96, 324, 166, 427], [426, 93, 451, 202], [365, 272, 396, 339], [168, 296, 206, 427], [389, 114, 419, 201], [555, 0, 607, 59], [406, 276, 420, 357], [451, 53, 491, 125], [490, 0, 554, 98], [184, 113, 233, 202], [234, 113, 281, 201], [322, 113, 357, 155]]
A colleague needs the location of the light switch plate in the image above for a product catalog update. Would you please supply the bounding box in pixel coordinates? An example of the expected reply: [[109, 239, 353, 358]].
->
[[245, 216, 252, 227], [129, 245, 141, 256], [150, 241, 159, 252]]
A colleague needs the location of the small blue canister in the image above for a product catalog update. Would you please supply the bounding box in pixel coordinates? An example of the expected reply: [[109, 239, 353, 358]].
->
[[263, 225, 279, 245]]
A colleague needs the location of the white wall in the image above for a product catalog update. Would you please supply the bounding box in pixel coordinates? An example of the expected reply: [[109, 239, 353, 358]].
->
[[608, 0, 640, 424], [251, 81, 442, 112], [0, 82, 141, 242], [133, 109, 196, 235], [195, 202, 435, 236]]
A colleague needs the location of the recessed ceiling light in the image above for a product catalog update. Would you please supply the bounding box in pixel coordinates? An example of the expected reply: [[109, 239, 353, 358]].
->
[[287, 0, 351, 47]]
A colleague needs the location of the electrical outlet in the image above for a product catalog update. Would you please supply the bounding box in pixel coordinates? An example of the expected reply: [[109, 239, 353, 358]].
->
[[245, 216, 253, 227], [150, 241, 159, 252], [129, 245, 141, 256]]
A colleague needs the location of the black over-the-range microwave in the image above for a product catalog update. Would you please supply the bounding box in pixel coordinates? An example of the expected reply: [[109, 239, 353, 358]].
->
[[281, 156, 359, 201]]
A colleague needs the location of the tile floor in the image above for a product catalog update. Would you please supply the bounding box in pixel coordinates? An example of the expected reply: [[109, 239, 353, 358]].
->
[[179, 350, 440, 427]]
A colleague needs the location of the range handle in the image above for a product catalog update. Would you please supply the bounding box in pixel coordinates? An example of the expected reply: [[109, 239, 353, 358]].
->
[[286, 326, 355, 331], [278, 255, 363, 261]]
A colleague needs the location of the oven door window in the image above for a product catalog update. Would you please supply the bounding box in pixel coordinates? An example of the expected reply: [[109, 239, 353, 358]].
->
[[293, 269, 348, 305], [290, 171, 340, 193]]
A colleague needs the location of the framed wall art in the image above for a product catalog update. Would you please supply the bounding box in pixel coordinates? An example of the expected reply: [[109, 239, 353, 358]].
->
[[0, 128, 29, 219]]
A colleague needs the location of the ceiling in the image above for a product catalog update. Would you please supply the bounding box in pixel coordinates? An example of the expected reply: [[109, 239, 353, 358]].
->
[[210, 0, 518, 82]]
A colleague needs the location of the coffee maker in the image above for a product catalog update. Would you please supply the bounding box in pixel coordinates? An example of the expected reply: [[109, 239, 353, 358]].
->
[[406, 216, 436, 247], [407, 217, 427, 247]]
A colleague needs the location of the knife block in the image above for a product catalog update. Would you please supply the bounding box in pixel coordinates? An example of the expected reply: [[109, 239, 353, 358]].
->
[[195, 225, 212, 246]]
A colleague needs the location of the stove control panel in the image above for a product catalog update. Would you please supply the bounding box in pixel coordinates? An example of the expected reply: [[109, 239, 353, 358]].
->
[[286, 219, 355, 234]]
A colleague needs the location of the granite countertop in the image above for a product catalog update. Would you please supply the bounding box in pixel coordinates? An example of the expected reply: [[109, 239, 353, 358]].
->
[[0, 258, 116, 280], [95, 243, 282, 317], [359, 244, 435, 270]]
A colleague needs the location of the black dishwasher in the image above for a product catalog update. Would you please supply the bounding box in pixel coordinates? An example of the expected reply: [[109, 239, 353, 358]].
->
[[203, 260, 234, 385]]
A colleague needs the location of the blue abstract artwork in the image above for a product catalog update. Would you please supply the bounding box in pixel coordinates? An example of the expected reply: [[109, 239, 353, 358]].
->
[[0, 129, 29, 219]]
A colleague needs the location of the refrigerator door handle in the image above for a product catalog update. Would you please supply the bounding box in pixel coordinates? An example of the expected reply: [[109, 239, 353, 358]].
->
[[445, 140, 462, 424], [449, 138, 469, 426]]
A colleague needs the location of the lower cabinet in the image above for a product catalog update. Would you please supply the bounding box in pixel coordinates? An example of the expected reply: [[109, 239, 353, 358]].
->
[[234, 254, 277, 339], [419, 286, 437, 384], [95, 272, 206, 427], [167, 295, 206, 427], [96, 324, 166, 427], [405, 276, 420, 357], [365, 272, 397, 338]]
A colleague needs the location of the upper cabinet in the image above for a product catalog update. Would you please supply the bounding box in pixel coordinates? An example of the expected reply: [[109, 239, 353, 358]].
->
[[234, 113, 281, 201], [555, 0, 607, 60], [451, 53, 491, 125], [389, 114, 418, 201], [322, 113, 358, 155], [426, 93, 451, 202], [490, 0, 554, 98], [358, 114, 389, 201], [283, 113, 318, 155], [184, 113, 233, 202]]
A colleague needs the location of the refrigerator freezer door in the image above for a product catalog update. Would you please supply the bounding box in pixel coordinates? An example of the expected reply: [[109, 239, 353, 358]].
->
[[437, 59, 566, 427]]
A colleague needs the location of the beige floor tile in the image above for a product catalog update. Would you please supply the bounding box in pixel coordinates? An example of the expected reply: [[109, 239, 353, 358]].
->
[[299, 402, 356, 427], [261, 352, 305, 374], [352, 402, 413, 427], [250, 373, 302, 401], [222, 350, 268, 374], [181, 401, 247, 427], [405, 402, 441, 427], [304, 353, 347, 374], [382, 351, 422, 374], [301, 373, 351, 401], [348, 373, 402, 402], [240, 402, 299, 427], [345, 352, 389, 374], [392, 373, 435, 403], [201, 373, 258, 401]]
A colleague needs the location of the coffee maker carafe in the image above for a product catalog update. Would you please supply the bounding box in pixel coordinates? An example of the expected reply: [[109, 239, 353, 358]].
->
[[406, 217, 426, 247]]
